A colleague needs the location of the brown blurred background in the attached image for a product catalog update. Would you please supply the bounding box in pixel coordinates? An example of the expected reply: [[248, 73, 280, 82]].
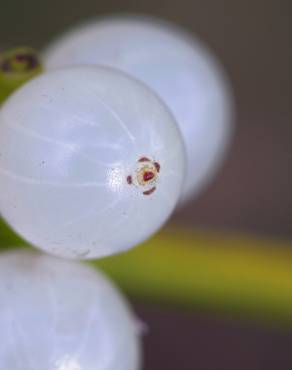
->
[[1, 0, 292, 368]]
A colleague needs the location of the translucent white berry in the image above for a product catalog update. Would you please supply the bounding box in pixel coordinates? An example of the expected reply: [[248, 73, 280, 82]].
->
[[0, 250, 141, 370], [44, 15, 234, 205], [0, 66, 185, 259]]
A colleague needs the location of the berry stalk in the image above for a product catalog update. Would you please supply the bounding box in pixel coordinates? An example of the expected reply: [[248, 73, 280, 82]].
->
[[0, 215, 292, 326], [0, 47, 43, 104]]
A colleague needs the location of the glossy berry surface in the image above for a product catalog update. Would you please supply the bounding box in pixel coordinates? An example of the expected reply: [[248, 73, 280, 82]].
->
[[45, 15, 234, 204], [0, 250, 141, 370], [0, 66, 185, 258]]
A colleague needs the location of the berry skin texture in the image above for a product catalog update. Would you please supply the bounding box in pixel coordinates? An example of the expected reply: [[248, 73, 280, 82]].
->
[[0, 66, 185, 259], [0, 250, 141, 370], [44, 15, 234, 205]]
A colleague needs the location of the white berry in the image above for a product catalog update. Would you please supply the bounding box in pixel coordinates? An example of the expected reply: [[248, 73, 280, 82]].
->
[[0, 250, 141, 370], [0, 66, 185, 259], [44, 15, 234, 204]]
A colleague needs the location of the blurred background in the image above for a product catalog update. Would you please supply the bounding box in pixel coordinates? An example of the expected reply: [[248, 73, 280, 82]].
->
[[1, 0, 292, 369]]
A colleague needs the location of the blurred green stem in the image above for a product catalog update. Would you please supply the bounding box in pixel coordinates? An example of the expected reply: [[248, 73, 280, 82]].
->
[[1, 216, 292, 326], [0, 47, 43, 104]]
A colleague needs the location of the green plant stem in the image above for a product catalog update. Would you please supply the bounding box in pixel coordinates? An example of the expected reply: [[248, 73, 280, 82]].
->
[[0, 47, 43, 104], [1, 217, 292, 326]]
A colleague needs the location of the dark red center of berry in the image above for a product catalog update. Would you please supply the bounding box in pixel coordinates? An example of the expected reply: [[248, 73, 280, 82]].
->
[[143, 171, 155, 182]]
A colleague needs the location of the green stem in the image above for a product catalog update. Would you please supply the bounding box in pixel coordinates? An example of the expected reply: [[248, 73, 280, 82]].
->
[[0, 47, 43, 104], [1, 216, 292, 326]]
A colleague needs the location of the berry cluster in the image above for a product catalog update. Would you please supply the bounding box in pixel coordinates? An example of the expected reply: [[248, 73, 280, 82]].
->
[[0, 15, 233, 370]]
